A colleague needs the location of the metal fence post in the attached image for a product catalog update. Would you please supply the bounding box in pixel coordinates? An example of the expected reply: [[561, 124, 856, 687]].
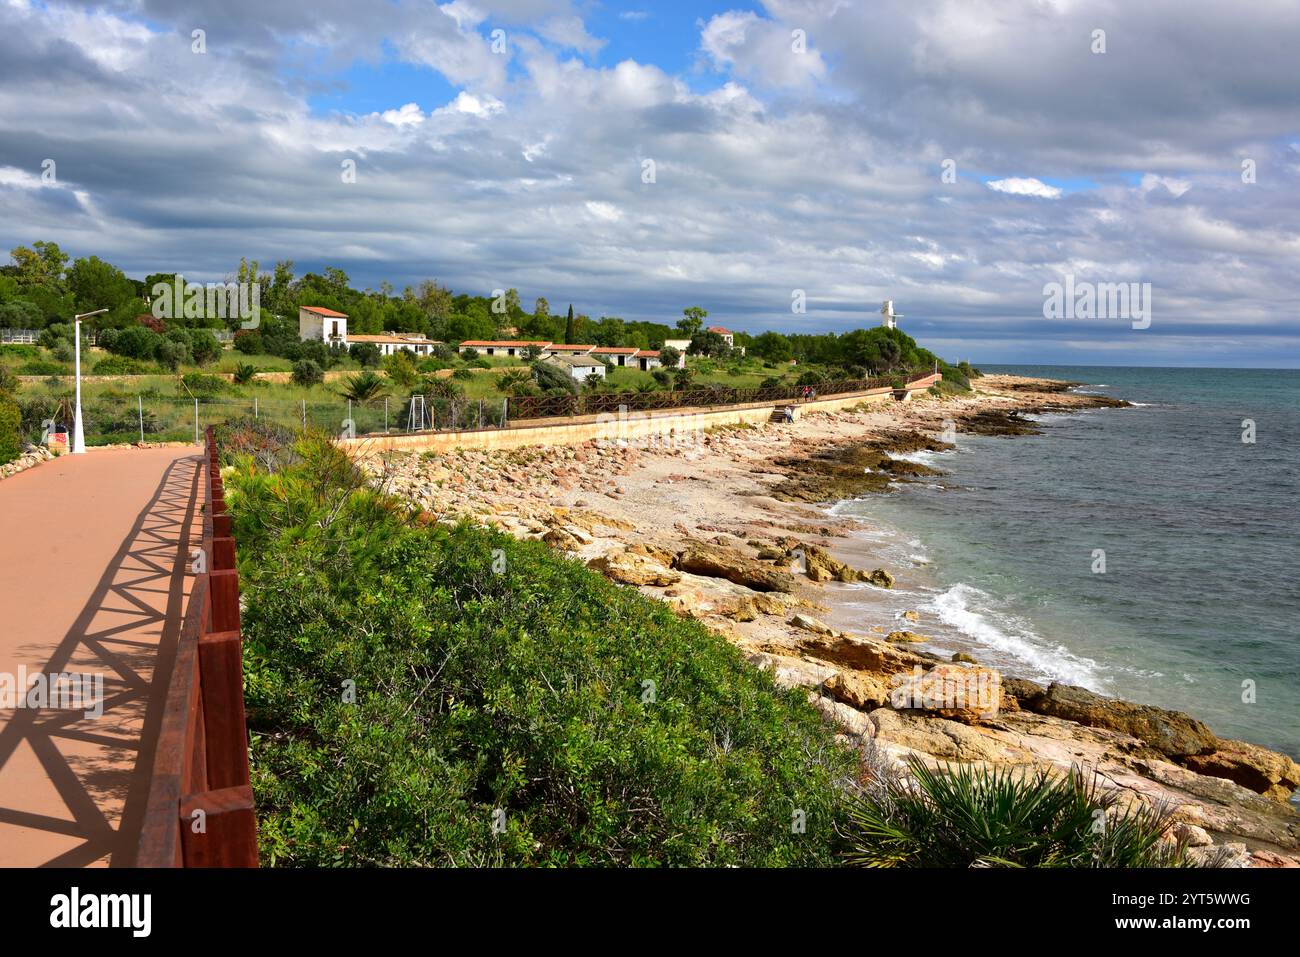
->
[[138, 395, 144, 443], [254, 396, 258, 419], [194, 398, 199, 444], [301, 399, 306, 429], [502, 398, 508, 428], [384, 397, 389, 433]]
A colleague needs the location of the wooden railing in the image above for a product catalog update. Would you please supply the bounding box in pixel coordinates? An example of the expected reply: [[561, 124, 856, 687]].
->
[[136, 426, 257, 867]]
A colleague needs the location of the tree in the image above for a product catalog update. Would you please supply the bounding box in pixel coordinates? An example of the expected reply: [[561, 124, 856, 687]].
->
[[416, 280, 453, 320], [9, 241, 69, 290], [751, 331, 792, 363], [66, 256, 137, 313], [658, 345, 682, 369], [677, 306, 707, 338], [534, 297, 549, 319], [564, 304, 575, 344], [687, 329, 730, 357]]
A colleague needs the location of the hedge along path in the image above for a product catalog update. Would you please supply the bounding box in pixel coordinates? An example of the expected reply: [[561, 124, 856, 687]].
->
[[0, 445, 200, 865]]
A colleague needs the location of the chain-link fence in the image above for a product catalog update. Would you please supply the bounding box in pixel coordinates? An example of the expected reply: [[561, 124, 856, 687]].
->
[[15, 393, 513, 446]]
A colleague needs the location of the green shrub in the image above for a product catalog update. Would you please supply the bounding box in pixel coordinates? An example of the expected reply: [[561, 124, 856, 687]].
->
[[232, 363, 257, 385], [17, 359, 67, 376], [291, 359, 324, 386], [93, 355, 158, 375], [0, 399, 21, 464], [181, 372, 230, 397], [531, 359, 577, 395], [0, 365, 19, 397], [845, 755, 1190, 868], [350, 342, 381, 368], [229, 437, 858, 866], [234, 329, 264, 355]]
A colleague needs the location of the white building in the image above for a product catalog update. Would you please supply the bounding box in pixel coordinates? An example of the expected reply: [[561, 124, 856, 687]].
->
[[588, 346, 640, 367], [632, 349, 664, 371], [706, 326, 735, 347], [348, 333, 439, 357], [299, 305, 348, 346], [457, 340, 551, 358], [298, 307, 441, 356], [545, 354, 606, 382]]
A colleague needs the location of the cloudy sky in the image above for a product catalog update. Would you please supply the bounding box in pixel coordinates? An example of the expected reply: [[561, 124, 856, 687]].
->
[[1, 0, 1297, 366]]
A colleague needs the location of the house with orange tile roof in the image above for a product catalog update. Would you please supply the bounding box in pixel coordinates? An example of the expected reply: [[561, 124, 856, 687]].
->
[[299, 305, 349, 347], [457, 340, 551, 357], [587, 345, 640, 367]]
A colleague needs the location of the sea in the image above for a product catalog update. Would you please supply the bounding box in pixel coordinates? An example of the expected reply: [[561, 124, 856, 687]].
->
[[825, 365, 1299, 760]]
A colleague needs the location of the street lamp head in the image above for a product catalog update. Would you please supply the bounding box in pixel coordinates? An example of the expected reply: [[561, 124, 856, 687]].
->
[[74, 308, 110, 321]]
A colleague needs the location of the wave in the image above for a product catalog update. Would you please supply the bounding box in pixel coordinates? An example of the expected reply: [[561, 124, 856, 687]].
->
[[923, 583, 1105, 689]]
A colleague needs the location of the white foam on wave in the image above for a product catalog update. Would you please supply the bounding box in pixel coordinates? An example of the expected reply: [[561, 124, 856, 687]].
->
[[923, 583, 1105, 689], [890, 450, 940, 466]]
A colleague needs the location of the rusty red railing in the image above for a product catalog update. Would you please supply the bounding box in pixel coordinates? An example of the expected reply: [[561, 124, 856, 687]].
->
[[136, 426, 257, 867]]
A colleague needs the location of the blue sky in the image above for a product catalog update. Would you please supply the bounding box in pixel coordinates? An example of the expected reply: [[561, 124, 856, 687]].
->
[[1, 0, 1298, 367]]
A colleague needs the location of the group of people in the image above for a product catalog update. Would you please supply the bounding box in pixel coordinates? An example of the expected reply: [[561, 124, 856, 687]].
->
[[799, 385, 818, 400]]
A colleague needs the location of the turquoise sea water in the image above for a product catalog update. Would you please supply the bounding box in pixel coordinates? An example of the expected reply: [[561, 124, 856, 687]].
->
[[833, 366, 1299, 759]]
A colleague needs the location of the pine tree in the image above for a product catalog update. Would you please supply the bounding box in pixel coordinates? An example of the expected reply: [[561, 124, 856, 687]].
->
[[564, 304, 575, 344]]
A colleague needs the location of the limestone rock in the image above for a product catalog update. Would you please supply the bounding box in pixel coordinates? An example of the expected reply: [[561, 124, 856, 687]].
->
[[1169, 822, 1213, 847], [673, 542, 797, 593], [789, 612, 835, 636], [1181, 738, 1300, 803], [586, 550, 681, 587], [864, 568, 895, 588], [886, 630, 928, 643], [822, 671, 890, 711], [952, 652, 978, 664], [890, 663, 1003, 723], [866, 708, 1031, 765], [1024, 682, 1218, 759]]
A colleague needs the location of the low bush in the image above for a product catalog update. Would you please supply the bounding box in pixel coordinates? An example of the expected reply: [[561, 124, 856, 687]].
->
[[0, 399, 21, 464], [181, 372, 230, 397], [291, 359, 324, 386], [17, 359, 67, 376], [228, 437, 858, 866], [846, 755, 1190, 868], [94, 355, 159, 375]]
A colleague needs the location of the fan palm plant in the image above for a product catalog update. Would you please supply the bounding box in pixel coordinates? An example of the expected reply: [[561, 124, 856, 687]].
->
[[339, 370, 388, 403], [844, 755, 1190, 868]]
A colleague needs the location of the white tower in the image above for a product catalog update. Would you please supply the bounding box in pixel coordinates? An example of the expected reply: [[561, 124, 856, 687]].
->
[[880, 300, 903, 330]]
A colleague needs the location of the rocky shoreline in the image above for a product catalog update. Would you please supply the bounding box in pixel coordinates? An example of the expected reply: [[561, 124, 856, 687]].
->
[[357, 374, 1299, 867]]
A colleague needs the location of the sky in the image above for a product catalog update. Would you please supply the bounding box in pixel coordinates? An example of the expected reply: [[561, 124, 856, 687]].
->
[[1, 0, 1298, 367]]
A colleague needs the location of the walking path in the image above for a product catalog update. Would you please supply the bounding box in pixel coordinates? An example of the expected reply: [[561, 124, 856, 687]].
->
[[0, 446, 200, 866]]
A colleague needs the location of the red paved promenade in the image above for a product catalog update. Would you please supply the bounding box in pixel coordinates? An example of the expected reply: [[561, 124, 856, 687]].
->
[[0, 447, 200, 866]]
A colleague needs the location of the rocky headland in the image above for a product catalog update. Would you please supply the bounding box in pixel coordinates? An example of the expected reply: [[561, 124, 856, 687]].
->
[[355, 374, 1299, 867]]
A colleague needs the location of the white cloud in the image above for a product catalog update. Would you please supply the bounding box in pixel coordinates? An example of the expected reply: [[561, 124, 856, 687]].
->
[[700, 11, 827, 88], [441, 91, 505, 116], [377, 103, 426, 127], [536, 15, 605, 55], [1140, 173, 1191, 197], [986, 177, 1063, 199]]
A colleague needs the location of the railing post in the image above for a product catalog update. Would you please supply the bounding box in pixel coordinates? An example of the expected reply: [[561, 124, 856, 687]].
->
[[179, 786, 258, 867]]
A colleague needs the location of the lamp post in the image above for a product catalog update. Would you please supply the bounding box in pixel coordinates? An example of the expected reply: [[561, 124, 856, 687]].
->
[[71, 309, 109, 454]]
